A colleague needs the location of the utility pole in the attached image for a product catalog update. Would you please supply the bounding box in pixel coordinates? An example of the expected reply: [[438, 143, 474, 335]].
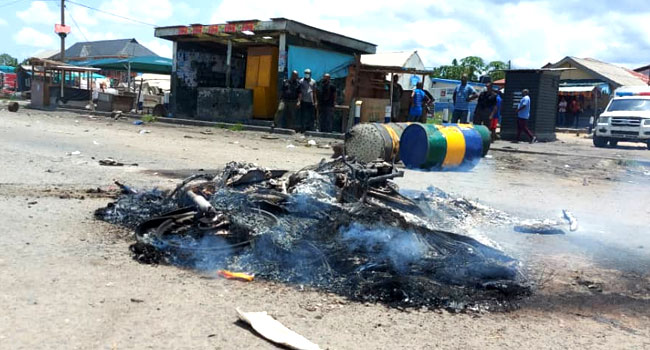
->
[[59, 0, 65, 99]]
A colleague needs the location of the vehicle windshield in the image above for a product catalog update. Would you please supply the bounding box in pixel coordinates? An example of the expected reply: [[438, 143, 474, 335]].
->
[[607, 99, 650, 112]]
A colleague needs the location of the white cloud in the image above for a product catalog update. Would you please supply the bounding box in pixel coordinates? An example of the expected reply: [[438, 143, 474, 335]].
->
[[14, 27, 56, 48], [0, 18, 7, 26], [208, 0, 650, 69], [143, 39, 172, 58], [68, 6, 98, 27], [16, 1, 58, 24], [98, 0, 172, 25]]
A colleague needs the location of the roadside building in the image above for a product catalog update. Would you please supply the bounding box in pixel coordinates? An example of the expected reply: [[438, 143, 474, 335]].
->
[[55, 39, 162, 88], [154, 18, 376, 124], [633, 64, 650, 82], [344, 51, 434, 123], [429, 78, 486, 116], [545, 57, 649, 128], [52, 38, 158, 62], [359, 51, 431, 91], [500, 69, 565, 142]]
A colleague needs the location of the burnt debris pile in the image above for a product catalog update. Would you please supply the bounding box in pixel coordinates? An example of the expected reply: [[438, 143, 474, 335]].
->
[[96, 159, 529, 311]]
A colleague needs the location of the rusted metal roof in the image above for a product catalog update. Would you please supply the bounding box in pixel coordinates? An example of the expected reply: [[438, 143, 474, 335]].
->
[[549, 57, 648, 87]]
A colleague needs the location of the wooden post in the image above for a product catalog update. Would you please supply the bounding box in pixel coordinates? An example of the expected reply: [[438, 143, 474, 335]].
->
[[127, 62, 131, 92], [226, 39, 232, 88], [137, 77, 144, 112], [389, 73, 393, 122], [88, 71, 93, 110], [59, 0, 65, 99]]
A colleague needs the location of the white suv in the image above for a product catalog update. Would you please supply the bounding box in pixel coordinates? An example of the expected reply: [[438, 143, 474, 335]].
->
[[594, 86, 650, 149]]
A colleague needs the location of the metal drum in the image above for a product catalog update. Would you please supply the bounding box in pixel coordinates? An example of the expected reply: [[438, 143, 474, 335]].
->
[[399, 123, 491, 170], [345, 123, 410, 163]]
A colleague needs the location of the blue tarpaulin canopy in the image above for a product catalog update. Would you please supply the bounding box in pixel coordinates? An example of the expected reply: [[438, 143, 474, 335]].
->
[[0, 65, 16, 73], [75, 56, 172, 75]]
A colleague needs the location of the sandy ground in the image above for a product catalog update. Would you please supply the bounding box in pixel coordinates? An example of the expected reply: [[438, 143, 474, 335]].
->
[[0, 107, 649, 350]]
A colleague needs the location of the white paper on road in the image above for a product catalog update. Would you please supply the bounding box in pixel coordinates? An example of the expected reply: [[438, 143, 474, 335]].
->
[[236, 308, 321, 350]]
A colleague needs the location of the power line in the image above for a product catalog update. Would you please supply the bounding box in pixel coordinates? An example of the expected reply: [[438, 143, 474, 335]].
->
[[65, 3, 89, 42], [0, 0, 59, 9], [65, 0, 157, 27]]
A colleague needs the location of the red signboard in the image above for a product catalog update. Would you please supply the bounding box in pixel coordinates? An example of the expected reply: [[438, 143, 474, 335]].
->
[[54, 24, 71, 34], [241, 22, 255, 32], [171, 21, 259, 36]]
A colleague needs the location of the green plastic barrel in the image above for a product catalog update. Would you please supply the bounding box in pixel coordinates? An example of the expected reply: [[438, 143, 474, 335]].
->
[[399, 123, 491, 170]]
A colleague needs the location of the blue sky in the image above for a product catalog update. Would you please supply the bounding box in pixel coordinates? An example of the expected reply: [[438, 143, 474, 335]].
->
[[2, 0, 650, 69]]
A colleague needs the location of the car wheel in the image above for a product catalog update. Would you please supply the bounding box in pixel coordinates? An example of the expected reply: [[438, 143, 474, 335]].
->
[[609, 140, 618, 147], [593, 136, 608, 148], [647, 141, 650, 150]]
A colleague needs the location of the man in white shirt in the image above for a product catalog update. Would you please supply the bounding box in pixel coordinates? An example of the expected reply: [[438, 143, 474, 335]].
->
[[515, 89, 536, 143], [297, 69, 317, 133]]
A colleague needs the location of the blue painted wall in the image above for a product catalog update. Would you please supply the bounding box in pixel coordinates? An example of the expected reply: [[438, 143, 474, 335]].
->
[[287, 45, 353, 80]]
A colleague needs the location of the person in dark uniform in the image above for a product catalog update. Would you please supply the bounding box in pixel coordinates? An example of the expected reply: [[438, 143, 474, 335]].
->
[[473, 82, 498, 127], [391, 75, 403, 121], [274, 70, 301, 129], [317, 73, 337, 133]]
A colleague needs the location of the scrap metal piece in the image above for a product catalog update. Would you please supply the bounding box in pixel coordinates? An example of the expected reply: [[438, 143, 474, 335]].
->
[[186, 190, 217, 217], [114, 181, 137, 195], [236, 308, 321, 350], [99, 158, 124, 166], [563, 210, 578, 232]]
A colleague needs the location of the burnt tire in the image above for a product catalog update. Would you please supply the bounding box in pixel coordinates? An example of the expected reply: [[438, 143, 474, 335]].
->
[[593, 136, 608, 148]]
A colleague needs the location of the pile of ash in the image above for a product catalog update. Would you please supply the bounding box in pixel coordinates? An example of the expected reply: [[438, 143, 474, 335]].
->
[[96, 159, 529, 312]]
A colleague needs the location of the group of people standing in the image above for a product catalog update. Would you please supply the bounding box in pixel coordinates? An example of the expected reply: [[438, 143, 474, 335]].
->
[[275, 69, 337, 133], [451, 74, 536, 143], [391, 75, 434, 123], [277, 69, 537, 144], [557, 96, 583, 128], [451, 74, 505, 141]]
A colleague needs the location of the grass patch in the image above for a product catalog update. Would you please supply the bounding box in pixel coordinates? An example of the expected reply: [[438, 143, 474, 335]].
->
[[227, 123, 244, 131], [427, 111, 444, 125], [141, 114, 157, 123], [213, 123, 245, 131]]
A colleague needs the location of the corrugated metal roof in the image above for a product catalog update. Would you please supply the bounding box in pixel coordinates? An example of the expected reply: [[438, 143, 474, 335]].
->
[[550, 57, 648, 87], [32, 49, 59, 59], [63, 39, 158, 59], [360, 51, 414, 67]]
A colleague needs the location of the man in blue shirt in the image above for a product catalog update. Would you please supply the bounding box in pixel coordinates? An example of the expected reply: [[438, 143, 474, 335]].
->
[[452, 74, 478, 123], [408, 82, 430, 122], [515, 89, 536, 143]]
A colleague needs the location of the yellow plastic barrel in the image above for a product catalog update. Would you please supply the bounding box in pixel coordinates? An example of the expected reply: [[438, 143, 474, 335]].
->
[[345, 123, 411, 163], [399, 123, 490, 170]]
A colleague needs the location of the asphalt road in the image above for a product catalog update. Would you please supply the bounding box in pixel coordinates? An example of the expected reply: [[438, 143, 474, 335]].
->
[[1, 107, 648, 349]]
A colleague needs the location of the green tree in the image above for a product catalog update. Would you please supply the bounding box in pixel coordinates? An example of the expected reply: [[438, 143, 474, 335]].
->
[[431, 57, 507, 82], [459, 56, 485, 81], [486, 61, 508, 81], [0, 53, 18, 67]]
